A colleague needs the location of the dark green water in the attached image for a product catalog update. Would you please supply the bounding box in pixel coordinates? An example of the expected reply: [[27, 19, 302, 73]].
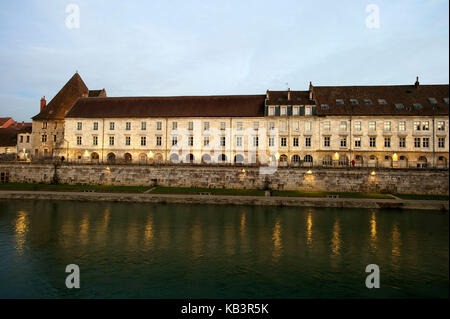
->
[[0, 199, 448, 298]]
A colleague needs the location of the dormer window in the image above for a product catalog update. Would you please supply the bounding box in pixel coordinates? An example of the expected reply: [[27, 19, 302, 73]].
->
[[413, 103, 423, 109], [378, 99, 387, 105], [305, 107, 312, 116], [296, 97, 301, 102], [349, 99, 359, 105], [280, 106, 287, 116], [277, 98, 283, 102], [320, 104, 329, 109], [363, 99, 372, 105], [428, 97, 437, 104], [336, 99, 344, 105], [292, 106, 299, 115], [268, 107, 275, 116], [443, 98, 449, 104], [394, 103, 404, 110]]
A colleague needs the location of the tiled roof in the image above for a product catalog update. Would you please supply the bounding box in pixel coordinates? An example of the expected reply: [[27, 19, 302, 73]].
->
[[32, 73, 89, 121], [0, 117, 14, 128], [88, 89, 107, 97], [65, 95, 266, 118], [265, 90, 314, 105], [0, 128, 18, 146], [313, 84, 449, 116]]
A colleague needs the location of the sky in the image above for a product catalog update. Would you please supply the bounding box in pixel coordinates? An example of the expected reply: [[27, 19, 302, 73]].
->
[[0, 0, 448, 122]]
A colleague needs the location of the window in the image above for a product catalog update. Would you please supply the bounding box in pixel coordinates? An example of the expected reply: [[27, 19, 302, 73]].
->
[[281, 137, 287, 147], [253, 136, 259, 147], [77, 136, 82, 145], [77, 122, 82, 130], [268, 121, 275, 130], [305, 107, 312, 115], [378, 99, 387, 105], [253, 121, 259, 130], [369, 137, 376, 147], [293, 106, 299, 115], [399, 121, 406, 131], [323, 121, 331, 131], [324, 136, 330, 147], [293, 121, 299, 131], [336, 99, 344, 105], [42, 134, 47, 142], [281, 106, 287, 116], [157, 122, 162, 130], [268, 107, 275, 116], [422, 138, 429, 148], [414, 121, 421, 131], [93, 122, 98, 131], [414, 137, 421, 148], [340, 121, 347, 131], [305, 137, 311, 147], [172, 122, 177, 130], [427, 97, 437, 104], [203, 136, 209, 146], [349, 99, 358, 105], [354, 121, 361, 131], [156, 136, 162, 146], [53, 135, 57, 142], [237, 122, 243, 131], [20, 136, 23, 143], [269, 137, 275, 147], [384, 121, 391, 131], [141, 122, 146, 130], [125, 136, 131, 146], [443, 98, 449, 104], [188, 136, 193, 146], [363, 99, 372, 105], [109, 122, 115, 130], [126, 122, 131, 130], [437, 121, 445, 131], [93, 136, 98, 146], [26, 136, 30, 143], [293, 137, 299, 147], [384, 137, 391, 148], [340, 137, 347, 147], [305, 121, 311, 132], [42, 122, 48, 129], [354, 137, 361, 147], [413, 103, 423, 110], [220, 136, 226, 147], [220, 122, 226, 131], [172, 136, 178, 146], [204, 122, 210, 131], [438, 137, 445, 148], [141, 136, 146, 146], [321, 104, 329, 110], [236, 136, 242, 147], [422, 121, 429, 131], [369, 121, 376, 131], [188, 121, 193, 131], [395, 103, 404, 110], [399, 137, 406, 148], [109, 136, 114, 146]]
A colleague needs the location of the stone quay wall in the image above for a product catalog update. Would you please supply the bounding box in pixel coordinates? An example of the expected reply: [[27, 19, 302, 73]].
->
[[0, 163, 448, 195]]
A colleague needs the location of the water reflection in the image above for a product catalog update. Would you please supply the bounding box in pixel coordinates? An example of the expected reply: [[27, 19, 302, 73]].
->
[[272, 217, 283, 261], [392, 223, 402, 257], [330, 218, 341, 256], [14, 210, 29, 255], [79, 212, 89, 246], [369, 210, 377, 252], [306, 210, 313, 248]]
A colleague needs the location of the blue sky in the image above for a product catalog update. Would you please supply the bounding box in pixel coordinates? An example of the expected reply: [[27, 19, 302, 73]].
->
[[0, 0, 448, 122]]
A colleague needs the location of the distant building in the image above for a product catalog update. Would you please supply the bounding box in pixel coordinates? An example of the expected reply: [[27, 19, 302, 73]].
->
[[0, 117, 15, 128], [17, 125, 32, 160], [0, 128, 18, 155]]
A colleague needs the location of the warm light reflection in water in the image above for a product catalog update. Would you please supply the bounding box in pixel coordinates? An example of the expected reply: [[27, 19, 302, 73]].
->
[[240, 211, 246, 236], [330, 218, 341, 256], [306, 211, 313, 248], [191, 219, 202, 258], [15, 210, 29, 255], [144, 214, 154, 245], [272, 218, 282, 260], [79, 213, 89, 245], [370, 211, 377, 251], [392, 223, 402, 257]]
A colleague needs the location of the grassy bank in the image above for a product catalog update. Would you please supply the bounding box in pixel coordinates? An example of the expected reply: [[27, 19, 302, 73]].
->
[[0, 182, 149, 193]]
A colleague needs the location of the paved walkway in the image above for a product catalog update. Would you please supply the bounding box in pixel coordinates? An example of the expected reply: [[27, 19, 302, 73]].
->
[[0, 190, 448, 211]]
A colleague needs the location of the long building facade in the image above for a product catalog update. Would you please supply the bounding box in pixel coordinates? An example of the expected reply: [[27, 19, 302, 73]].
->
[[32, 73, 449, 169]]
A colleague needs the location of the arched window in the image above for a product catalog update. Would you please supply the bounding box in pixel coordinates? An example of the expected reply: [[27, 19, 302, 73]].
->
[[234, 154, 244, 164], [139, 154, 147, 165], [170, 153, 179, 163], [304, 155, 313, 163], [91, 152, 99, 163], [218, 154, 227, 163], [279, 154, 288, 162], [186, 154, 194, 163], [322, 155, 332, 165], [202, 154, 211, 163], [292, 155, 300, 163], [124, 153, 132, 163], [338, 155, 349, 166], [107, 153, 116, 164]]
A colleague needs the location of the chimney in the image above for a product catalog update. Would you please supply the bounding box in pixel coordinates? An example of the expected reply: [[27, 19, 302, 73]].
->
[[40, 96, 46, 112], [415, 76, 420, 88], [266, 90, 270, 99], [287, 88, 291, 101], [309, 81, 314, 100]]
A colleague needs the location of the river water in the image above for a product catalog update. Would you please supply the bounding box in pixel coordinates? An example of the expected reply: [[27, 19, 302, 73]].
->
[[0, 199, 448, 298]]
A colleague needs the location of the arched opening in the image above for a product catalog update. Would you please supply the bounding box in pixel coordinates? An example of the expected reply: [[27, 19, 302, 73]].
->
[[139, 153, 147, 165], [218, 154, 227, 163], [202, 154, 211, 164], [124, 153, 132, 163], [383, 155, 392, 168], [338, 155, 349, 166], [154, 153, 163, 163], [170, 153, 180, 163], [322, 155, 332, 166], [368, 155, 378, 167], [107, 153, 116, 164], [303, 155, 313, 167], [398, 155, 408, 168], [291, 154, 300, 165], [417, 156, 427, 168], [437, 156, 448, 169], [91, 152, 99, 164], [279, 154, 288, 166], [234, 154, 244, 164], [186, 153, 195, 163], [75, 152, 82, 163], [354, 155, 363, 167]]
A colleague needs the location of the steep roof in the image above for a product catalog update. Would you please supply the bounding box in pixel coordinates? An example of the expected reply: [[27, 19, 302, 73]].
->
[[265, 90, 314, 105], [313, 84, 449, 116], [0, 128, 18, 146], [88, 89, 107, 97], [32, 73, 89, 121], [0, 117, 15, 128], [65, 95, 266, 118]]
